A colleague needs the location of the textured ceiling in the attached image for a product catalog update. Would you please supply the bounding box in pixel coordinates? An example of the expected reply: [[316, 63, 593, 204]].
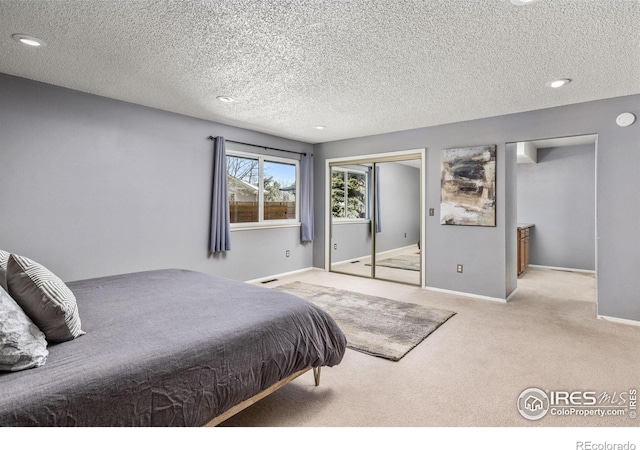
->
[[1, 0, 639, 143]]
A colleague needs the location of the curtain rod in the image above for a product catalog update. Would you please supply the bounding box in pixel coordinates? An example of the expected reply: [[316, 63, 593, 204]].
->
[[207, 136, 308, 156]]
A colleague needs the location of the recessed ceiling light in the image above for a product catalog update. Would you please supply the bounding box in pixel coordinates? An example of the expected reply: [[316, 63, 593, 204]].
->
[[216, 96, 235, 103], [314, 125, 327, 130], [547, 79, 571, 88], [510, 0, 541, 5], [11, 33, 46, 47]]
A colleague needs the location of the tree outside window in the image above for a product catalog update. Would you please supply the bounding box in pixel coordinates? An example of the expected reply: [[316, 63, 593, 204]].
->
[[264, 161, 296, 220], [332, 169, 367, 219]]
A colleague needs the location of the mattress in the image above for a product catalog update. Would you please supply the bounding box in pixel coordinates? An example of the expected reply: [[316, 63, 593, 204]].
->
[[0, 269, 346, 426]]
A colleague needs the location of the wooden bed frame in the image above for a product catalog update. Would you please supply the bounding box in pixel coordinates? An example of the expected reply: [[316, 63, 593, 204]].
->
[[205, 367, 321, 426]]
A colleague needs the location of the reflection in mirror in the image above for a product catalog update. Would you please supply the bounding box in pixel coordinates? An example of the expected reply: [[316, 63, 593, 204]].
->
[[372, 160, 421, 286], [329, 158, 421, 286], [330, 163, 373, 278]]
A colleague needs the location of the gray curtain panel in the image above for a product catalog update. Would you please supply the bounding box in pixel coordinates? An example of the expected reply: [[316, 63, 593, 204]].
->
[[367, 166, 382, 233], [209, 136, 231, 252], [300, 153, 314, 242]]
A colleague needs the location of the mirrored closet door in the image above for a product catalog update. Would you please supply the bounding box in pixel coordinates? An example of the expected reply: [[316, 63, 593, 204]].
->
[[329, 154, 422, 286]]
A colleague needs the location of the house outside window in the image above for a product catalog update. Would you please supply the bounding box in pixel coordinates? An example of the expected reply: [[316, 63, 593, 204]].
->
[[331, 168, 368, 220], [227, 151, 299, 227]]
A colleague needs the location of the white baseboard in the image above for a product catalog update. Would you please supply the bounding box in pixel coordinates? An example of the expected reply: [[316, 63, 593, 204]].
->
[[423, 286, 509, 304], [529, 264, 595, 274], [597, 315, 640, 328], [245, 267, 315, 284]]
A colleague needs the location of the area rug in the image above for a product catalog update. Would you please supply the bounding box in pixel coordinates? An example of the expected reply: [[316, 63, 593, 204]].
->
[[274, 282, 455, 361], [366, 254, 421, 271]]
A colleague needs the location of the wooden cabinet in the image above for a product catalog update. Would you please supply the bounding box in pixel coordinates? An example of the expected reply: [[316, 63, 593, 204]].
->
[[517, 225, 532, 276]]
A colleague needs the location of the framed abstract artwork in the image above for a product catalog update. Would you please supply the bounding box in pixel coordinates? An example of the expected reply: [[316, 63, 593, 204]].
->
[[440, 145, 496, 226]]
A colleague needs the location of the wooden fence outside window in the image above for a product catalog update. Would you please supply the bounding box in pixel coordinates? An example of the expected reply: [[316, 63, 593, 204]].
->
[[230, 202, 296, 223]]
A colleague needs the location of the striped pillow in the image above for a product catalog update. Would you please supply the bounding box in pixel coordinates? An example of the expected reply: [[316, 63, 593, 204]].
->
[[6, 254, 85, 343], [0, 249, 8, 292]]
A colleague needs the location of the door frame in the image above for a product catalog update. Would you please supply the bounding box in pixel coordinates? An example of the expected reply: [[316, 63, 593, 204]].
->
[[325, 148, 426, 288], [510, 133, 598, 309]]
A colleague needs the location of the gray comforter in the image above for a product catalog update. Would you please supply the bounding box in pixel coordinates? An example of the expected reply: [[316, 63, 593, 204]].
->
[[0, 269, 346, 426]]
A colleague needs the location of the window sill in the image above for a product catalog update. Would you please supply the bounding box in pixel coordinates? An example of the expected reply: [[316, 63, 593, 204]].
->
[[231, 222, 301, 232], [332, 219, 371, 225]]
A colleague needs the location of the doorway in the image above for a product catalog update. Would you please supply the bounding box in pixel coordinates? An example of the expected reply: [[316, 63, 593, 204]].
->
[[511, 134, 598, 305], [325, 149, 426, 287]]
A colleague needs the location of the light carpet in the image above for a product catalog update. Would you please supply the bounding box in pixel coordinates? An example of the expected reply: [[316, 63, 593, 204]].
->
[[222, 269, 640, 427], [275, 281, 455, 361]]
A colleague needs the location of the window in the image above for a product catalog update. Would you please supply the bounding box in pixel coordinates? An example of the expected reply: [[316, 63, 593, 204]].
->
[[227, 151, 299, 226], [331, 168, 368, 219]]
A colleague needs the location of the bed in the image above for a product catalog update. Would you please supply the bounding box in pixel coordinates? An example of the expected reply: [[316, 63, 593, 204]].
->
[[0, 268, 346, 426]]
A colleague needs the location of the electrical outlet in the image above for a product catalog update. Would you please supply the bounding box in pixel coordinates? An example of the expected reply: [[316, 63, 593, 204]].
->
[[457, 264, 463, 273], [334, 243, 337, 250], [404, 233, 407, 238], [429, 208, 435, 216], [285, 250, 290, 257]]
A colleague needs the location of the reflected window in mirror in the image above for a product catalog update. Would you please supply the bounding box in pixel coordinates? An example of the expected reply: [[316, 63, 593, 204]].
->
[[331, 168, 368, 220]]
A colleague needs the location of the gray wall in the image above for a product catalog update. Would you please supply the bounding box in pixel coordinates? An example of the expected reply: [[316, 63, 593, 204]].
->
[[331, 222, 371, 263], [505, 143, 518, 297], [314, 94, 640, 321], [0, 74, 313, 282], [517, 144, 596, 271]]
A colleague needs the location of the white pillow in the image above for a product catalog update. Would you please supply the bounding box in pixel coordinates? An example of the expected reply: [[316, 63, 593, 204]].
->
[[0, 286, 48, 372]]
